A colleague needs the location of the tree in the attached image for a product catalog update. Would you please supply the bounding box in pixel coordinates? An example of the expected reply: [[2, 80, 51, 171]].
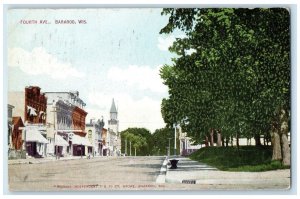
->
[[152, 128, 180, 156], [120, 128, 152, 156], [160, 8, 290, 165]]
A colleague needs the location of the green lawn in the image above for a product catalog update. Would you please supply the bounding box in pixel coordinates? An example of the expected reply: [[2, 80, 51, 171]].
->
[[189, 146, 289, 172]]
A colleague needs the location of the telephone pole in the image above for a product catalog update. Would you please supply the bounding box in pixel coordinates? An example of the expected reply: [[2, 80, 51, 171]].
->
[[130, 141, 132, 156]]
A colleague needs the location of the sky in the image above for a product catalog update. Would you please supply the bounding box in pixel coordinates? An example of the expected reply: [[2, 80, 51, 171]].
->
[[7, 8, 180, 133]]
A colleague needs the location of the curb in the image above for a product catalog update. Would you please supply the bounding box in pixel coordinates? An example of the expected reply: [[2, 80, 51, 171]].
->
[[155, 156, 168, 183]]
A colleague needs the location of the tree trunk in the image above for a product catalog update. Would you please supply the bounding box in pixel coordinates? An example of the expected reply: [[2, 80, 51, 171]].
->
[[205, 136, 209, 147], [281, 133, 290, 166], [222, 136, 225, 147], [216, 130, 222, 147], [225, 137, 229, 147], [236, 132, 239, 149], [209, 129, 214, 146], [254, 133, 262, 146], [271, 123, 282, 161], [280, 110, 290, 166]]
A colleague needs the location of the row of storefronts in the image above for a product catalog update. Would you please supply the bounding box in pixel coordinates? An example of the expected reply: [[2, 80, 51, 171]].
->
[[8, 86, 120, 159]]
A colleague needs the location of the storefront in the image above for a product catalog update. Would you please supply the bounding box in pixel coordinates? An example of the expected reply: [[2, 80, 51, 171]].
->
[[25, 129, 48, 157], [71, 134, 92, 156], [54, 134, 69, 157]]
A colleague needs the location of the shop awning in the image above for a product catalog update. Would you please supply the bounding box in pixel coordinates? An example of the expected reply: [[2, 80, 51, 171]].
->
[[71, 134, 83, 145], [26, 129, 48, 143], [82, 138, 93, 147], [72, 134, 92, 146], [55, 134, 69, 146]]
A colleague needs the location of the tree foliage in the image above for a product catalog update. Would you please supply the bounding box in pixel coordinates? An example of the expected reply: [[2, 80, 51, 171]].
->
[[160, 8, 290, 145], [120, 128, 152, 156], [152, 127, 180, 156], [120, 127, 181, 156]]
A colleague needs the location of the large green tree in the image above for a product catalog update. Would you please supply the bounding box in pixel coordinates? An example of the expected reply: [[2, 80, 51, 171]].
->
[[160, 8, 290, 165]]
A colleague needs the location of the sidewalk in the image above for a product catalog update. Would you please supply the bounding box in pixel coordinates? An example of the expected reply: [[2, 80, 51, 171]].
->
[[165, 156, 217, 184], [164, 156, 290, 190]]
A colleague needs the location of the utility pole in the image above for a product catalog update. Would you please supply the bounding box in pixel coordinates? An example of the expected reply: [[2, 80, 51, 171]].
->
[[125, 139, 127, 156], [168, 138, 172, 157], [174, 123, 177, 156], [51, 105, 58, 160], [130, 141, 132, 156]]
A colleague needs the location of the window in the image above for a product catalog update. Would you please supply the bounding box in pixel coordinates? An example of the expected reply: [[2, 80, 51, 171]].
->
[[88, 130, 92, 139]]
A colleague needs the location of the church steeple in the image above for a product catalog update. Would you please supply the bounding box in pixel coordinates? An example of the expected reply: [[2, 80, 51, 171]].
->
[[110, 98, 117, 113], [108, 98, 120, 155], [110, 98, 118, 120]]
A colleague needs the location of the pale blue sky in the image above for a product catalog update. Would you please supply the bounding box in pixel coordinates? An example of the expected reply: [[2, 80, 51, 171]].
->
[[8, 8, 179, 132]]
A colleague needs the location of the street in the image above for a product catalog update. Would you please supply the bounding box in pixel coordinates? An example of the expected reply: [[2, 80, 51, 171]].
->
[[9, 156, 167, 191], [8, 156, 291, 191]]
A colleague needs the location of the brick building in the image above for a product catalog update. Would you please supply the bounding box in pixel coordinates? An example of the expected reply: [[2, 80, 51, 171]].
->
[[25, 86, 47, 124], [8, 86, 48, 158]]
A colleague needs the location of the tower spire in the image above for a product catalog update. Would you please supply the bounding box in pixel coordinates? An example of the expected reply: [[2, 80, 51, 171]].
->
[[110, 98, 117, 113]]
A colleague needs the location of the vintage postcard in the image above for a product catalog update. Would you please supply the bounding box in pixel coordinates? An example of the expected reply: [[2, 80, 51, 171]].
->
[[6, 7, 292, 192]]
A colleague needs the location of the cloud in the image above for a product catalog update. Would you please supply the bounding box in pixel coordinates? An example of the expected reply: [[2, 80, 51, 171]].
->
[[157, 36, 176, 51], [87, 92, 166, 133], [8, 47, 84, 79], [107, 65, 167, 93]]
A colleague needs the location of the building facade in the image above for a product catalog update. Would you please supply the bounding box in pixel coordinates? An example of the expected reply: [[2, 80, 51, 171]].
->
[[8, 86, 49, 158], [71, 105, 89, 156], [11, 117, 24, 150], [8, 104, 14, 150], [44, 95, 72, 157], [101, 128, 108, 156], [85, 118, 105, 156], [44, 91, 90, 157]]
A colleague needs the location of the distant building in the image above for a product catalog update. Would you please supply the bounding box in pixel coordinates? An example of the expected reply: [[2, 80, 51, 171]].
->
[[85, 118, 105, 156], [101, 128, 108, 156], [178, 126, 202, 156], [108, 99, 121, 156]]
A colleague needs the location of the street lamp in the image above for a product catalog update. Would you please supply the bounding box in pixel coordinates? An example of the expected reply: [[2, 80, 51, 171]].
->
[[168, 138, 172, 157], [50, 104, 58, 160], [130, 141, 132, 156]]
